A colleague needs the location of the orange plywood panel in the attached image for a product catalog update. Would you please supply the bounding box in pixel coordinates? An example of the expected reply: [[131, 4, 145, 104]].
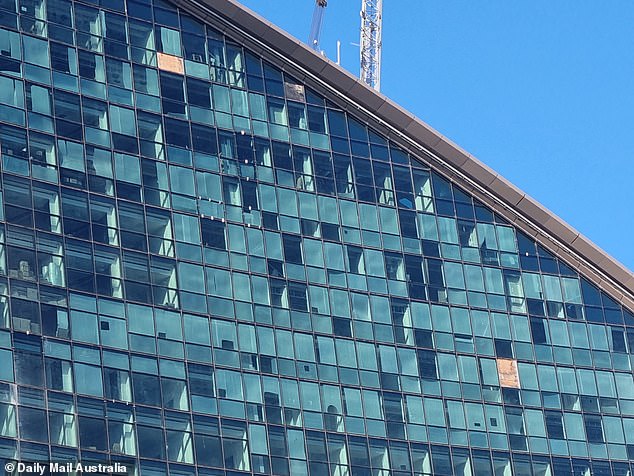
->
[[497, 359, 520, 388], [158, 53, 184, 74]]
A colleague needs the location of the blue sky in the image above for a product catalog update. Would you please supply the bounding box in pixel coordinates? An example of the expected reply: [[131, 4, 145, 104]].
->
[[239, 0, 634, 272]]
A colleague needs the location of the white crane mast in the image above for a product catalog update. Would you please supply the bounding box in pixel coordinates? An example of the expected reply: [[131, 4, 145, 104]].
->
[[360, 0, 383, 91]]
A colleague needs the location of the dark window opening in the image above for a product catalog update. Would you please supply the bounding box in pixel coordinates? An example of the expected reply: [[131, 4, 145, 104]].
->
[[201, 220, 226, 250]]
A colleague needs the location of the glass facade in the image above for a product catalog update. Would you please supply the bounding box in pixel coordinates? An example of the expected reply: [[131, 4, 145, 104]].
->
[[0, 0, 633, 474]]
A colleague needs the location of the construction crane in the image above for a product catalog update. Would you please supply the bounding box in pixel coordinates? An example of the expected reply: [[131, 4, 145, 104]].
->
[[308, 0, 327, 51], [307, 0, 383, 91], [360, 0, 382, 91]]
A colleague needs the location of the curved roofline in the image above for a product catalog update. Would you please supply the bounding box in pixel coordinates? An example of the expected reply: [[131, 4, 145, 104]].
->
[[174, 0, 634, 310]]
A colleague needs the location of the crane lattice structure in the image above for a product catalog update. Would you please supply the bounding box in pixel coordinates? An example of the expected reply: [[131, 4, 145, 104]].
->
[[360, 0, 382, 91], [308, 0, 327, 51]]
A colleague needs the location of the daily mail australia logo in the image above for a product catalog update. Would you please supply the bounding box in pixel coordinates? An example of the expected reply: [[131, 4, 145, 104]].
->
[[5, 461, 128, 474]]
